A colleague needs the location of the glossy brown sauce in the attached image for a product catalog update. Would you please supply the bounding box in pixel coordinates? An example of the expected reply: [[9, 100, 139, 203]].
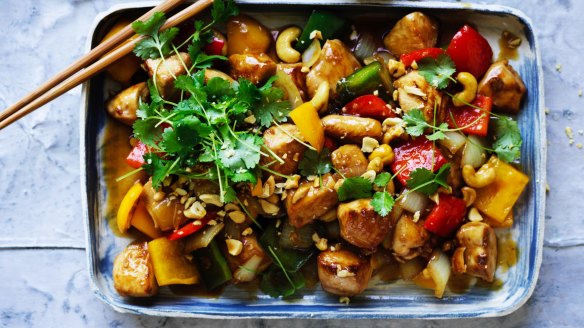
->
[[497, 232, 518, 273], [497, 30, 520, 61]]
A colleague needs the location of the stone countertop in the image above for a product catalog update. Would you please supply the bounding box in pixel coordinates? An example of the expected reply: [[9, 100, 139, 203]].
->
[[0, 0, 582, 326]]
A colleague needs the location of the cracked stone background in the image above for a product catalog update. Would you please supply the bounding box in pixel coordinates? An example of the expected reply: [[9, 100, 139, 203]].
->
[[0, 0, 582, 327]]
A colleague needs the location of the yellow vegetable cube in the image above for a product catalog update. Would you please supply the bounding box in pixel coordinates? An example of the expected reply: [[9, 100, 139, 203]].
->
[[117, 182, 143, 233], [131, 202, 163, 239], [474, 157, 529, 222], [148, 237, 200, 286], [289, 102, 325, 152]]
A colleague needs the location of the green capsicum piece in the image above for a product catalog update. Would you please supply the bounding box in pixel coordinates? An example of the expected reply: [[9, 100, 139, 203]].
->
[[295, 10, 350, 52], [259, 221, 313, 272], [336, 61, 390, 105], [193, 239, 232, 290]]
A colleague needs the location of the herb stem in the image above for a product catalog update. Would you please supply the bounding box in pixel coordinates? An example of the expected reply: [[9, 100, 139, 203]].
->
[[115, 167, 144, 182], [268, 246, 296, 290], [272, 120, 316, 151], [258, 165, 293, 180]]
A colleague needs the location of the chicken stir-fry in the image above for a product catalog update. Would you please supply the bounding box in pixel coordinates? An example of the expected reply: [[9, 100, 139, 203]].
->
[[106, 1, 529, 300]]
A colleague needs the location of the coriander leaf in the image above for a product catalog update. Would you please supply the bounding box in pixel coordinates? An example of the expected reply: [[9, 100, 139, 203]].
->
[[418, 54, 456, 89], [133, 119, 161, 149], [222, 184, 238, 204], [492, 116, 522, 162], [371, 191, 395, 216], [160, 117, 211, 154], [192, 53, 227, 70], [260, 266, 305, 298], [205, 77, 234, 100], [174, 72, 206, 100], [254, 101, 292, 128], [337, 177, 373, 202], [402, 108, 428, 137], [236, 78, 261, 105], [374, 172, 391, 188], [406, 164, 451, 196], [142, 154, 180, 189], [229, 168, 257, 184], [218, 133, 263, 170], [298, 148, 332, 177], [147, 79, 163, 104], [426, 129, 447, 141], [132, 12, 179, 59], [211, 0, 239, 23]]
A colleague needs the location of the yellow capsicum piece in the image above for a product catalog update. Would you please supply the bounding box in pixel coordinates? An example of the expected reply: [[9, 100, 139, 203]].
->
[[474, 156, 529, 222], [148, 237, 201, 286], [117, 181, 144, 233], [131, 202, 163, 239], [289, 102, 325, 152]]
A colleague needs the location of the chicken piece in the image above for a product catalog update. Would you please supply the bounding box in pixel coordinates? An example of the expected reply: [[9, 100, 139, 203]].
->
[[337, 199, 392, 251], [306, 39, 361, 99], [452, 222, 497, 282], [113, 242, 158, 297], [383, 12, 439, 57], [321, 115, 383, 144], [226, 235, 272, 283], [204, 69, 235, 84], [478, 60, 526, 113], [317, 249, 372, 296], [277, 63, 308, 100], [392, 213, 430, 261], [141, 180, 187, 231], [144, 52, 191, 99], [260, 124, 306, 181], [394, 70, 445, 123], [229, 53, 277, 85], [106, 82, 149, 126], [286, 174, 338, 228], [331, 145, 369, 178]]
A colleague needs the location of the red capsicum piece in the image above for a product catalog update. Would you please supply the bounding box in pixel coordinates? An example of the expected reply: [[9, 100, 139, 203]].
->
[[446, 95, 493, 137], [400, 48, 445, 67], [343, 95, 395, 120], [423, 194, 467, 237], [391, 138, 448, 186], [323, 136, 338, 151], [168, 212, 216, 241], [126, 141, 149, 169], [204, 37, 226, 56], [446, 25, 493, 79]]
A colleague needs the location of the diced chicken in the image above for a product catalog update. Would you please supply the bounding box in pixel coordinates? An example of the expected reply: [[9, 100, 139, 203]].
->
[[226, 235, 272, 283], [478, 60, 526, 113], [317, 249, 372, 296], [286, 174, 338, 228], [383, 12, 439, 57], [452, 222, 497, 282], [394, 70, 445, 123], [306, 40, 361, 99], [392, 213, 430, 261], [337, 199, 392, 251], [144, 52, 192, 99], [229, 53, 277, 85], [141, 180, 187, 231], [321, 115, 383, 144], [260, 124, 306, 181], [277, 63, 308, 100], [113, 242, 158, 297], [331, 145, 369, 178], [106, 82, 149, 126]]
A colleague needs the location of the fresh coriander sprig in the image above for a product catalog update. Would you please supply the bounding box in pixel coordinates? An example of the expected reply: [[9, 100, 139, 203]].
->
[[417, 54, 457, 89], [403, 108, 486, 141], [132, 12, 179, 60]]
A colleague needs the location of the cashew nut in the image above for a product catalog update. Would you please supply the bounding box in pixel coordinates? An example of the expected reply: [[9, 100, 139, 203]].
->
[[461, 186, 477, 207], [368, 144, 395, 166], [452, 72, 477, 107], [462, 164, 496, 188], [309, 81, 330, 113], [276, 26, 302, 63]]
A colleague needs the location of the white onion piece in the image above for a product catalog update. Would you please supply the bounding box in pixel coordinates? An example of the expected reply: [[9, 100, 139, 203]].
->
[[399, 257, 425, 280], [427, 250, 451, 298], [183, 223, 224, 254], [274, 70, 303, 109], [389, 202, 404, 224], [461, 135, 487, 168], [302, 39, 322, 69], [233, 255, 263, 282], [353, 32, 377, 61], [439, 131, 467, 154], [399, 190, 429, 213]]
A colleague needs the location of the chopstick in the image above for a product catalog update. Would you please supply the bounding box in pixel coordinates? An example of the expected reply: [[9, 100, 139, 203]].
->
[[0, 0, 214, 130]]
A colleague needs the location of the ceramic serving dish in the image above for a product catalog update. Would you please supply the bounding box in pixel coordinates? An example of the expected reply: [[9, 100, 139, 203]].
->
[[80, 0, 546, 319]]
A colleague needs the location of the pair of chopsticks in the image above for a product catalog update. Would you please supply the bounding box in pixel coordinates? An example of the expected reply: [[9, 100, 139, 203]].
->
[[0, 0, 214, 130]]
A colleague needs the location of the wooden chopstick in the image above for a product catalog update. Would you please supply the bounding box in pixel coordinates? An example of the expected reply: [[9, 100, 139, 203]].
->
[[0, 0, 214, 130]]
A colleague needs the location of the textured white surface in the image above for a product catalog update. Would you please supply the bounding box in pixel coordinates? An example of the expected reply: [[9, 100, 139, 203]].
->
[[0, 0, 582, 326]]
